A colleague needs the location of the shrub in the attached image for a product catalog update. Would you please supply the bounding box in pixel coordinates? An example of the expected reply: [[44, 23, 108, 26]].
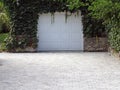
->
[[109, 27, 120, 51], [0, 33, 8, 51], [89, 0, 120, 51], [0, 1, 10, 33]]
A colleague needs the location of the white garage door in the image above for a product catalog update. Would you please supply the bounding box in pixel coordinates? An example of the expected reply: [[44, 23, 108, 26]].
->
[[37, 12, 84, 51]]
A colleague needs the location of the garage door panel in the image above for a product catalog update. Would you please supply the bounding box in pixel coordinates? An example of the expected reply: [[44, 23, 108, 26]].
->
[[39, 35, 72, 42], [39, 42, 83, 50], [37, 12, 83, 51], [39, 43, 69, 50], [39, 33, 69, 42]]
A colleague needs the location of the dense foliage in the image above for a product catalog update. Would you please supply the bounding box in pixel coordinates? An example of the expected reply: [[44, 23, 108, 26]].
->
[[0, 33, 8, 51], [0, 1, 10, 33], [4, 0, 69, 51], [0, 1, 10, 51], [0, 33, 8, 43], [89, 0, 120, 51], [4, 0, 106, 51]]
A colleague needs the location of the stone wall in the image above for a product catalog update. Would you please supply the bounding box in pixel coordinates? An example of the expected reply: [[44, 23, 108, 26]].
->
[[84, 37, 108, 52]]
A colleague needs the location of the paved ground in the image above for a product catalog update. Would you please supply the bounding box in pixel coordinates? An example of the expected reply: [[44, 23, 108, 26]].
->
[[0, 52, 120, 90]]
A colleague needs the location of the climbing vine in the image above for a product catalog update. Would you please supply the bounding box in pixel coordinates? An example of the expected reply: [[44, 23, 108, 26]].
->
[[89, 0, 120, 51], [4, 0, 106, 51]]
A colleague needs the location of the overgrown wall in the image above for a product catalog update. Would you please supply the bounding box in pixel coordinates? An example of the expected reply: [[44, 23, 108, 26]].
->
[[4, 0, 106, 52]]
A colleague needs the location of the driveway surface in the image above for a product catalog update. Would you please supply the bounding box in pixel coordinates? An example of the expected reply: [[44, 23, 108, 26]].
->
[[0, 52, 120, 90]]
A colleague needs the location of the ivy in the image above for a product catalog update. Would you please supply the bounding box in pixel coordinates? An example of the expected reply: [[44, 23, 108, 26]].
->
[[4, 0, 106, 51], [89, 0, 120, 52]]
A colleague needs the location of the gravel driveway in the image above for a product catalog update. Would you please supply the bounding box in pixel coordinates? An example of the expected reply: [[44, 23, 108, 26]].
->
[[0, 52, 120, 90]]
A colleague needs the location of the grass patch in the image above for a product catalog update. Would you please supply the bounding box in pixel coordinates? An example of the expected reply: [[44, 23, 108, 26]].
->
[[0, 33, 8, 51], [0, 33, 8, 43]]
